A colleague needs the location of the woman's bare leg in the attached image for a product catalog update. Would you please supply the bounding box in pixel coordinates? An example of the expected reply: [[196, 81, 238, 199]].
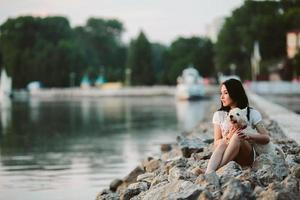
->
[[205, 140, 227, 174], [219, 134, 253, 168], [219, 134, 241, 167]]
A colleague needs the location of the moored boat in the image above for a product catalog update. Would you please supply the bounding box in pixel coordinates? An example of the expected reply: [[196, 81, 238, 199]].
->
[[176, 66, 205, 100]]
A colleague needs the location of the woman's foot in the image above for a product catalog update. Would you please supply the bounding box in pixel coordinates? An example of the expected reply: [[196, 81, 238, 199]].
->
[[191, 167, 205, 176]]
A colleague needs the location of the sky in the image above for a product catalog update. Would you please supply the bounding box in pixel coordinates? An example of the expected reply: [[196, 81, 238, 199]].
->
[[0, 0, 244, 44]]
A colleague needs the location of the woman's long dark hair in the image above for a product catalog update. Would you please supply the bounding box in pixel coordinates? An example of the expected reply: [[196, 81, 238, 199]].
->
[[218, 78, 249, 113]]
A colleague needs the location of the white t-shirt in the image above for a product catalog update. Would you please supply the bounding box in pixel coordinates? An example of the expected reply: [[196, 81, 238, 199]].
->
[[212, 108, 262, 137]]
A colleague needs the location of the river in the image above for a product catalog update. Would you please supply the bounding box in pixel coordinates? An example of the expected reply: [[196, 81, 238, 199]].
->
[[0, 96, 211, 200]]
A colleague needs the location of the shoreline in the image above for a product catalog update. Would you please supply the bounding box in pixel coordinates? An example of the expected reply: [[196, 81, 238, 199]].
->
[[13, 85, 219, 98], [96, 91, 300, 200]]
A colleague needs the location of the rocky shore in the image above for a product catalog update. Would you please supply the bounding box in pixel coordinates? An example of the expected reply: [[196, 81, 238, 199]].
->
[[96, 98, 300, 200]]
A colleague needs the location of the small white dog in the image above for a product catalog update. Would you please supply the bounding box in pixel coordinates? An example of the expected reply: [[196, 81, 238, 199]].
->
[[227, 107, 285, 158]]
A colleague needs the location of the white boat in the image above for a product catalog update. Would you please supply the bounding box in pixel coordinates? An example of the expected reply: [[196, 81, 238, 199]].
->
[[0, 68, 12, 99], [176, 66, 205, 100]]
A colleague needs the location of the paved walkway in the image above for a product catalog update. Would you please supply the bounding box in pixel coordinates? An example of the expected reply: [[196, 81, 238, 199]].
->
[[248, 91, 300, 145]]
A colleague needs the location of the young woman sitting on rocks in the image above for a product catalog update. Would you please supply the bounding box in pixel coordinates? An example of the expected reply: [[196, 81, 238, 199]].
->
[[193, 78, 270, 175]]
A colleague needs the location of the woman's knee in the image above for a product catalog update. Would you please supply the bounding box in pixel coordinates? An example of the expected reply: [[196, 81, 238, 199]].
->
[[216, 139, 227, 150], [229, 133, 242, 143]]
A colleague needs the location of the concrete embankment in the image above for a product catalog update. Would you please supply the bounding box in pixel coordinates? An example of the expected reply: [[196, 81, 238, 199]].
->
[[29, 86, 176, 97], [248, 91, 300, 145], [27, 85, 218, 98]]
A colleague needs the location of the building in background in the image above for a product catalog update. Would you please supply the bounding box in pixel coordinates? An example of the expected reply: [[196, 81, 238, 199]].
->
[[287, 29, 300, 59], [205, 17, 225, 43]]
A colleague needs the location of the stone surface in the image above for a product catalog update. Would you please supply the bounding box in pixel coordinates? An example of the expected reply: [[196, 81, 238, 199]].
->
[[221, 178, 255, 200], [177, 136, 205, 158], [96, 96, 300, 200], [144, 159, 161, 173], [109, 179, 123, 192], [121, 182, 149, 200], [160, 144, 172, 152]]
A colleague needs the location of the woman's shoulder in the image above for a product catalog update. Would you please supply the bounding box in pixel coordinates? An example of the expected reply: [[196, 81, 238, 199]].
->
[[213, 110, 228, 116], [212, 110, 228, 123], [248, 107, 262, 125], [249, 107, 261, 116]]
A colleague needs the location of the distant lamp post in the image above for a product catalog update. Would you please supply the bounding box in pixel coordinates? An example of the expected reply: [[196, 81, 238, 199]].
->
[[69, 72, 76, 87], [251, 41, 261, 81], [125, 67, 131, 86], [229, 63, 236, 75]]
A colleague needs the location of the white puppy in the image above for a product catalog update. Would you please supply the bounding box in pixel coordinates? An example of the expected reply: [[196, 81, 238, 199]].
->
[[227, 107, 285, 158]]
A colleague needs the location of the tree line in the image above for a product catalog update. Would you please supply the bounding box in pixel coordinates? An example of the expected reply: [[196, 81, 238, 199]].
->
[[0, 0, 300, 88], [0, 16, 214, 88], [216, 0, 300, 80]]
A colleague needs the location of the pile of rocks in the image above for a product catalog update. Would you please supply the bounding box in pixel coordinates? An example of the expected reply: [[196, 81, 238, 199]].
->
[[96, 119, 300, 200]]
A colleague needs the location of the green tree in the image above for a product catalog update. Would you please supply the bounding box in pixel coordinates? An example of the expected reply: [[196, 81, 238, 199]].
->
[[164, 37, 215, 84], [215, 0, 286, 80], [0, 16, 84, 88], [0, 16, 126, 88], [126, 31, 155, 85], [151, 43, 167, 84], [81, 18, 126, 82], [283, 7, 300, 30]]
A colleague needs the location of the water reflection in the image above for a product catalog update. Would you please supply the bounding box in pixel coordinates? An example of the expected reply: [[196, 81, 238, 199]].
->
[[28, 97, 41, 123], [0, 96, 12, 135], [175, 100, 209, 132], [0, 96, 209, 200]]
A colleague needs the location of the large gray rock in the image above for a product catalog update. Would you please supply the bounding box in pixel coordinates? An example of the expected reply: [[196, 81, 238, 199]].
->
[[195, 172, 220, 190], [136, 172, 155, 184], [109, 179, 123, 192], [168, 181, 204, 200], [198, 190, 213, 200], [121, 182, 149, 200], [291, 164, 300, 179], [216, 161, 243, 185], [160, 144, 173, 152], [161, 144, 182, 161], [168, 166, 196, 182], [253, 154, 289, 184], [164, 157, 189, 175], [191, 147, 212, 161], [142, 180, 204, 200], [221, 178, 255, 200], [144, 159, 161, 173], [195, 171, 220, 198], [257, 182, 298, 200], [177, 136, 205, 158], [286, 154, 299, 169], [281, 174, 300, 194], [205, 171, 220, 188], [96, 189, 120, 200], [123, 166, 144, 183], [150, 174, 168, 187], [117, 166, 145, 194]]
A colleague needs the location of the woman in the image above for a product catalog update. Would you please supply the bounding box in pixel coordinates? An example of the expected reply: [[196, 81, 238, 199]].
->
[[195, 78, 270, 175]]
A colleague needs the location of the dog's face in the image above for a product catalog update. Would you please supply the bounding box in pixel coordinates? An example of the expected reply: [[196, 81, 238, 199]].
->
[[228, 108, 248, 128]]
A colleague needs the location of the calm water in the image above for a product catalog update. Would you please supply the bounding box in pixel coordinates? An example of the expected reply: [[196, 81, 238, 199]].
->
[[0, 96, 210, 200]]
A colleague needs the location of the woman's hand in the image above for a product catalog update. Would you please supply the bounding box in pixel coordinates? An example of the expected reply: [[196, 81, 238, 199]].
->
[[237, 130, 252, 141], [225, 125, 240, 142]]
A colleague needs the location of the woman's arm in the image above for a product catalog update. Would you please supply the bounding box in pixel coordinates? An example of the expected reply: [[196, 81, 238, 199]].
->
[[213, 124, 224, 148], [250, 121, 270, 144], [238, 121, 270, 144]]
